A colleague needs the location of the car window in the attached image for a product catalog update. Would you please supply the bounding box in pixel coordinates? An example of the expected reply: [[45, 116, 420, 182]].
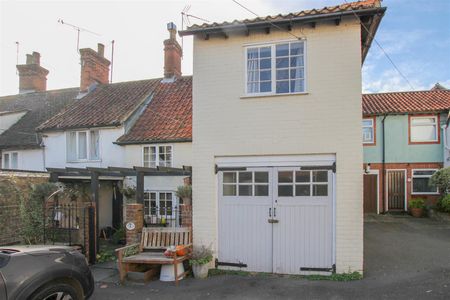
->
[[0, 253, 9, 268]]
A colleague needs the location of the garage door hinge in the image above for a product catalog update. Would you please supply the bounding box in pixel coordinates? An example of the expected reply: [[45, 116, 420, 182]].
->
[[215, 258, 247, 268], [332, 162, 336, 173]]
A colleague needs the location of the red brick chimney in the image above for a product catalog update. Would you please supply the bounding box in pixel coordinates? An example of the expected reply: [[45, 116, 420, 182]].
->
[[79, 43, 110, 92], [163, 22, 182, 80], [16, 52, 49, 93]]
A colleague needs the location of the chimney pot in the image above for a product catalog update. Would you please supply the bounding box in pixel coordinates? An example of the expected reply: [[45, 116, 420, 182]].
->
[[32, 52, 41, 65], [97, 43, 105, 57], [26, 54, 33, 65]]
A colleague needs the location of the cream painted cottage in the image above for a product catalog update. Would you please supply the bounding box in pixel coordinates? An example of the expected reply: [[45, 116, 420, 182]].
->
[[180, 0, 386, 274]]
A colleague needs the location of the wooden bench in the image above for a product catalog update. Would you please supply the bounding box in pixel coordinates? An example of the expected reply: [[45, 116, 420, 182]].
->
[[115, 227, 192, 285]]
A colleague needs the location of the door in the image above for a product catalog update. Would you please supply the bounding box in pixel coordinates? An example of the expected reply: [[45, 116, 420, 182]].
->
[[363, 174, 377, 214], [218, 165, 334, 274], [387, 170, 405, 210]]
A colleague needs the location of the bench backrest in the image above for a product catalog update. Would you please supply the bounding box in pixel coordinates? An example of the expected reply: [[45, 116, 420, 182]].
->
[[141, 227, 192, 250]]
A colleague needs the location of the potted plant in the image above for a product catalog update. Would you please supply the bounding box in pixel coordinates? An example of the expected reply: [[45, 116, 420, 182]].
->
[[409, 198, 425, 217], [121, 186, 136, 203], [176, 185, 192, 205], [189, 245, 213, 279]]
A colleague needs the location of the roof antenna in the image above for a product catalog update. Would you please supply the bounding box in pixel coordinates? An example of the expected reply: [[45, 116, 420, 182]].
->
[[180, 5, 211, 57], [15, 41, 19, 74], [57, 18, 101, 52], [110, 40, 115, 83]]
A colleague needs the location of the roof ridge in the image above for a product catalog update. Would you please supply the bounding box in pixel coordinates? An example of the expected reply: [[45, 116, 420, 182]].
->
[[363, 89, 450, 96], [0, 87, 79, 99]]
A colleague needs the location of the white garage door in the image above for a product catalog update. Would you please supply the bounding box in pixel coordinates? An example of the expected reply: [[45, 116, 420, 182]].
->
[[218, 161, 334, 275]]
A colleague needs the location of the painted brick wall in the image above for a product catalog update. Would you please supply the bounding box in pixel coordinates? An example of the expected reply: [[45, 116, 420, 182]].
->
[[192, 18, 364, 273]]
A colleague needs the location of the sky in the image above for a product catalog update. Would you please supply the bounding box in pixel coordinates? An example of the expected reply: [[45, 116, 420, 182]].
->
[[0, 0, 449, 96]]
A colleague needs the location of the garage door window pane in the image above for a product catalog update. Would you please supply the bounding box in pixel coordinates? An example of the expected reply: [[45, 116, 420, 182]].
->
[[313, 171, 328, 182], [223, 185, 237, 196], [313, 184, 328, 196], [295, 184, 310, 196], [295, 171, 310, 183], [255, 172, 269, 183], [278, 185, 293, 197], [255, 185, 269, 196], [239, 172, 253, 183], [239, 185, 252, 196], [278, 171, 293, 183], [223, 172, 237, 183]]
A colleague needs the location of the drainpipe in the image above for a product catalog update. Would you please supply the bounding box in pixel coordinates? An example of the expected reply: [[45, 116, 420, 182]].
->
[[381, 115, 387, 213]]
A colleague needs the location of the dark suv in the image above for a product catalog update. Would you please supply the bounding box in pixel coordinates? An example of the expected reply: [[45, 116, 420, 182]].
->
[[0, 245, 94, 300]]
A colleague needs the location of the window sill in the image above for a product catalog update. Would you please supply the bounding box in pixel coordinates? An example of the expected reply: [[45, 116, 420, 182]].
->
[[409, 140, 439, 145], [66, 159, 102, 163], [363, 142, 376, 146], [240, 92, 309, 99], [411, 192, 440, 195]]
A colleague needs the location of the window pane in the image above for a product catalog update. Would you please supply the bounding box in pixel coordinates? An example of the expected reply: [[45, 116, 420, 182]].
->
[[278, 171, 293, 183], [247, 71, 259, 82], [276, 58, 289, 68], [3, 153, 9, 169], [247, 48, 258, 59], [363, 127, 374, 142], [412, 117, 436, 125], [11, 153, 18, 169], [313, 171, 328, 182], [223, 172, 237, 183], [255, 172, 269, 183], [239, 172, 252, 183], [260, 70, 271, 81], [276, 44, 289, 57], [89, 130, 99, 160], [313, 184, 328, 196], [411, 125, 437, 141], [290, 42, 304, 55], [223, 185, 236, 196], [247, 82, 259, 93], [260, 81, 271, 93], [276, 80, 289, 93], [78, 132, 87, 159], [413, 170, 435, 176], [290, 68, 304, 79], [290, 56, 304, 68], [362, 119, 373, 127], [276, 69, 289, 80], [255, 185, 269, 196], [296, 185, 310, 196], [295, 171, 310, 183], [260, 58, 271, 69], [413, 178, 437, 193], [260, 47, 271, 58], [239, 185, 252, 196], [66, 132, 76, 161], [278, 185, 293, 197], [290, 79, 304, 93]]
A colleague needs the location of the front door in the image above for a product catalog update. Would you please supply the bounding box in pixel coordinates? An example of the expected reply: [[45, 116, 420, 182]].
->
[[363, 174, 377, 214], [218, 166, 334, 274], [387, 170, 405, 210]]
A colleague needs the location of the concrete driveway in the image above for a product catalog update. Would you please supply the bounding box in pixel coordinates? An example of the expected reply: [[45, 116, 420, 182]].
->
[[91, 215, 450, 299]]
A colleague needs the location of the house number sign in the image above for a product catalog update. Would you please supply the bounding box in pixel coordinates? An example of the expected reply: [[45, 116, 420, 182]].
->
[[126, 222, 136, 231]]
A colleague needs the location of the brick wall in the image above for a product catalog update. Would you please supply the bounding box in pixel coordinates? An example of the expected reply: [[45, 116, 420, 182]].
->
[[125, 203, 143, 245]]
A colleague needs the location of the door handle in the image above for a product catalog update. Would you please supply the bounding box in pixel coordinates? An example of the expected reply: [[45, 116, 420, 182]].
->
[[268, 219, 279, 224], [269, 207, 272, 217], [274, 208, 276, 217]]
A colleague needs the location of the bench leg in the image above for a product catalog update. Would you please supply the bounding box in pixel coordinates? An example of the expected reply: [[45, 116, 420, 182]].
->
[[118, 262, 127, 284], [174, 262, 178, 286]]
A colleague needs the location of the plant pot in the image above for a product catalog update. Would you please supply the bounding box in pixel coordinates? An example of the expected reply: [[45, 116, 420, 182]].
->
[[181, 197, 192, 205], [410, 207, 423, 217], [192, 263, 209, 279]]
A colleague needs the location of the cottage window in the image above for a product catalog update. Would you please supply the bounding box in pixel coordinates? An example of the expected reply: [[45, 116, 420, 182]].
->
[[66, 130, 100, 161], [2, 152, 18, 169], [246, 41, 305, 95], [410, 116, 438, 143], [412, 169, 438, 194], [362, 118, 375, 144], [143, 145, 172, 168], [144, 191, 176, 219]]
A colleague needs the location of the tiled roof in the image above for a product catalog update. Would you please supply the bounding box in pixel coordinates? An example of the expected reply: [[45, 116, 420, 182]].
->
[[37, 79, 162, 131], [180, 0, 382, 33], [362, 90, 450, 115], [116, 77, 192, 144], [0, 88, 78, 150]]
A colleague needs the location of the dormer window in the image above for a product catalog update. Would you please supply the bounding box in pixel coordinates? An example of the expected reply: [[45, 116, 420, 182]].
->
[[246, 41, 306, 96], [66, 130, 100, 162]]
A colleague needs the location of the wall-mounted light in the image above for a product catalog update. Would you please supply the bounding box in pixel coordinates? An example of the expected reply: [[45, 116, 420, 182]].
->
[[364, 163, 371, 174]]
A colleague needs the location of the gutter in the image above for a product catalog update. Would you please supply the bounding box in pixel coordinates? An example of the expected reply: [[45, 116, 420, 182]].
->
[[114, 138, 192, 145]]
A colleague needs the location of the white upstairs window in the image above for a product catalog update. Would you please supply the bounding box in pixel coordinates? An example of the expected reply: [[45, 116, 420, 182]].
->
[[246, 41, 306, 95], [362, 118, 375, 144], [143, 145, 173, 168], [66, 130, 100, 162], [410, 116, 438, 143], [2, 152, 18, 169]]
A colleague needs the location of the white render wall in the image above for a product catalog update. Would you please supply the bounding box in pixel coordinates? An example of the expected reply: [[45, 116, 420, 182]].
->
[[192, 19, 364, 273], [43, 127, 126, 169], [2, 148, 45, 171]]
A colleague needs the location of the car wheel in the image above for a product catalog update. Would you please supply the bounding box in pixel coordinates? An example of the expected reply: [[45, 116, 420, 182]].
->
[[29, 282, 83, 300]]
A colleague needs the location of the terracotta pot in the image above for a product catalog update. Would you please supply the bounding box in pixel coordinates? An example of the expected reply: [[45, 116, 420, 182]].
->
[[410, 207, 423, 218], [192, 263, 209, 279]]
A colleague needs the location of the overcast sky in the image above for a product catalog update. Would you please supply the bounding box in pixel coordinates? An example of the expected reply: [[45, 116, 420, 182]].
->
[[1, 0, 449, 96]]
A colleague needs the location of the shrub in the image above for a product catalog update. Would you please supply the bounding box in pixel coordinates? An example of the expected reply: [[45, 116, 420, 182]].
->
[[121, 186, 136, 203], [189, 245, 213, 266], [112, 225, 126, 244], [176, 185, 192, 199], [430, 167, 450, 194], [437, 194, 450, 213], [409, 198, 425, 209]]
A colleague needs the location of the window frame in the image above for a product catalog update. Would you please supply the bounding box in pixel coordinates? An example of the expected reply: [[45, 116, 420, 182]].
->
[[277, 169, 329, 197], [409, 114, 440, 144], [143, 191, 177, 219], [362, 117, 376, 145], [142, 144, 173, 168], [243, 39, 307, 97], [2, 151, 19, 169], [66, 130, 101, 162], [222, 170, 270, 197], [411, 169, 439, 195]]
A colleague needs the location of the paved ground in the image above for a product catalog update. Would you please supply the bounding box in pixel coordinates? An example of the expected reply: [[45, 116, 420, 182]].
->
[[90, 214, 450, 299]]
